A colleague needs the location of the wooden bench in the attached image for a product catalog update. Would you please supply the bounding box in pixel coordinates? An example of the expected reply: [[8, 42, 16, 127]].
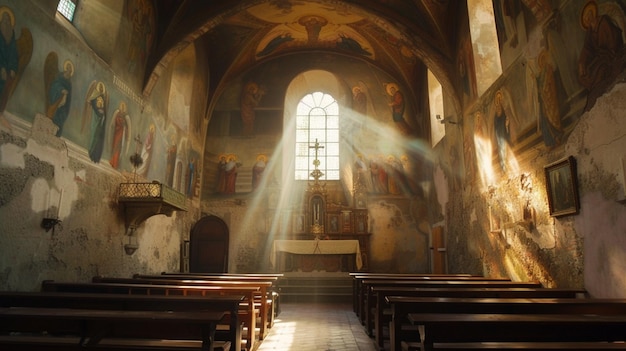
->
[[41, 281, 260, 351], [406, 312, 626, 351], [0, 290, 243, 351], [134, 274, 281, 325], [0, 306, 227, 351], [388, 296, 626, 351], [421, 341, 626, 350], [349, 273, 474, 315], [361, 279, 541, 337], [356, 276, 515, 325], [374, 287, 587, 350], [94, 276, 274, 339], [400, 341, 626, 350]]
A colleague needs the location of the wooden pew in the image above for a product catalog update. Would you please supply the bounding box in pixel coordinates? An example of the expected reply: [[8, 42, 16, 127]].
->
[[134, 274, 281, 325], [355, 276, 513, 324], [0, 306, 227, 351], [430, 341, 626, 350], [406, 312, 626, 351], [41, 281, 260, 351], [349, 273, 474, 315], [388, 296, 626, 351], [377, 287, 586, 350], [361, 278, 541, 336], [94, 276, 274, 339], [0, 290, 242, 351]]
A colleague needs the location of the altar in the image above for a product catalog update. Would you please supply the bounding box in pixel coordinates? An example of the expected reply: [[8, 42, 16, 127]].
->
[[270, 239, 363, 272]]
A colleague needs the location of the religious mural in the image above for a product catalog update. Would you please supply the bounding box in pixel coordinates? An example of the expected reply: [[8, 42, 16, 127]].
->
[[0, 6, 31, 119], [44, 52, 73, 137], [250, 3, 375, 60]]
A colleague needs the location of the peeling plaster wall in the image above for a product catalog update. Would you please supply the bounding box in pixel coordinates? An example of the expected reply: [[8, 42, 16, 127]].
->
[[0, 1, 193, 291], [441, 0, 626, 297], [569, 83, 626, 298], [0, 116, 186, 291]]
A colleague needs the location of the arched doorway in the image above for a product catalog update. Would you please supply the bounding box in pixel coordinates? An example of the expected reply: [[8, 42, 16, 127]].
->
[[189, 215, 229, 273]]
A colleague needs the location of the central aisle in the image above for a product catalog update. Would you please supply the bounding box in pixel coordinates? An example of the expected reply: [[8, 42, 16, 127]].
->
[[255, 302, 377, 351]]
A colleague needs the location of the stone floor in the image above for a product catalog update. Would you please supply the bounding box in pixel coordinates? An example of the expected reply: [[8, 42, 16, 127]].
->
[[255, 302, 377, 351]]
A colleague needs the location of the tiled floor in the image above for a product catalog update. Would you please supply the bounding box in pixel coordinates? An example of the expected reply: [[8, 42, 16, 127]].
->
[[255, 302, 378, 351]]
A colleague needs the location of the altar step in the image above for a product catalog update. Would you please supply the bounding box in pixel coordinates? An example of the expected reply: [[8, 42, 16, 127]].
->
[[276, 275, 353, 303]]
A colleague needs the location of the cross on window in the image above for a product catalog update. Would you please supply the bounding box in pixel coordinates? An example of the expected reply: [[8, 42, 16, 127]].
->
[[309, 138, 324, 167]]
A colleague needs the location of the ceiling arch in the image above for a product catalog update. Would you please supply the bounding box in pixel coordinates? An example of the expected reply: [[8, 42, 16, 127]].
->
[[145, 0, 464, 117]]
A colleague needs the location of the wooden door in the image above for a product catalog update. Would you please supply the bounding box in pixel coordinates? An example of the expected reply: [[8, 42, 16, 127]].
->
[[189, 215, 229, 273], [431, 225, 447, 274]]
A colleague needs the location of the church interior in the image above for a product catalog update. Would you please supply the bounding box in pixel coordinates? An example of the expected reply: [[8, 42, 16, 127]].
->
[[1, 0, 626, 349]]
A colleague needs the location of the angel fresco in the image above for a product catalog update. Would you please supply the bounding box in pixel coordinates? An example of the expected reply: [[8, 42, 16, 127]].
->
[[108, 101, 131, 169], [384, 82, 412, 135], [578, 0, 626, 111], [82, 81, 109, 163], [44, 53, 74, 137], [0, 6, 32, 114]]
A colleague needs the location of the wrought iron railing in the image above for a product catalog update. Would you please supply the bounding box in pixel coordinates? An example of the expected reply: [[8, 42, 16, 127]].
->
[[118, 182, 187, 211]]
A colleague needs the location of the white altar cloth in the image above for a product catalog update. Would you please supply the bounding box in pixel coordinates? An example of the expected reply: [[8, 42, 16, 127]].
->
[[270, 239, 362, 270]]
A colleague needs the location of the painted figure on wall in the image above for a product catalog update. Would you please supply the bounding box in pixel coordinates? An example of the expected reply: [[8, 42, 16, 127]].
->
[[257, 32, 293, 57], [385, 82, 412, 134], [352, 84, 367, 116], [578, 0, 626, 111], [44, 55, 74, 137], [127, 0, 154, 73], [82, 81, 109, 163], [536, 48, 565, 147], [240, 82, 265, 136], [223, 154, 239, 194], [252, 154, 267, 190], [109, 101, 131, 169], [493, 90, 512, 172], [370, 156, 388, 194], [494, 0, 522, 48], [0, 6, 31, 114], [299, 15, 327, 44], [186, 155, 196, 197], [136, 124, 154, 177], [386, 155, 405, 195], [354, 153, 372, 193], [165, 135, 177, 187]]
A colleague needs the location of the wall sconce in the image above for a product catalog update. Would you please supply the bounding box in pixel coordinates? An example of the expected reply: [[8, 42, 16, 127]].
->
[[41, 189, 63, 233], [41, 217, 61, 233], [436, 114, 460, 125]]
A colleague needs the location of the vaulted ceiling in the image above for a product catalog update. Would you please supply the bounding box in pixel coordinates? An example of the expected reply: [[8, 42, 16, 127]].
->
[[143, 0, 466, 115]]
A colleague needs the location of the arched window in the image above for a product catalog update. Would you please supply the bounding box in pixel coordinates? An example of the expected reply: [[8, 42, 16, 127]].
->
[[294, 92, 340, 180], [57, 0, 77, 21], [467, 0, 502, 95]]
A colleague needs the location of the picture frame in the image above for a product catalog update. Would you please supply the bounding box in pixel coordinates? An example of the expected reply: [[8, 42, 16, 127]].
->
[[354, 210, 368, 233], [327, 213, 340, 233], [341, 210, 353, 233], [544, 156, 580, 217], [489, 205, 501, 233]]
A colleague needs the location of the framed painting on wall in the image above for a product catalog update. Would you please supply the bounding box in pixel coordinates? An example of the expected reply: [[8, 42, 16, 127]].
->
[[327, 213, 340, 233], [544, 156, 580, 217]]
